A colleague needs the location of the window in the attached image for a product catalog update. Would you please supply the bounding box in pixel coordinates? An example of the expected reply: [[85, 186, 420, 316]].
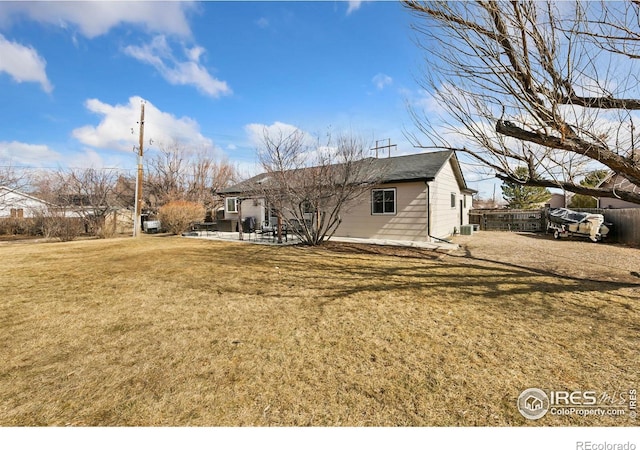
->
[[372, 188, 396, 215], [10, 208, 24, 218], [451, 193, 456, 208], [302, 201, 314, 214], [226, 197, 238, 213]]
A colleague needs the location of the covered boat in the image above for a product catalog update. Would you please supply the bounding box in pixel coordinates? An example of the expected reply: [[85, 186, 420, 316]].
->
[[546, 208, 610, 242]]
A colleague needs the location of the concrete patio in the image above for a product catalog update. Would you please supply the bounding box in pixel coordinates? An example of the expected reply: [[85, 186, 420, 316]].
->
[[181, 230, 459, 251]]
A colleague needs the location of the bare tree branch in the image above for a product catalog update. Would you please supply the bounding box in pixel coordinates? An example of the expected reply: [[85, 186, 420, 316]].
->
[[403, 0, 640, 203], [252, 129, 387, 245]]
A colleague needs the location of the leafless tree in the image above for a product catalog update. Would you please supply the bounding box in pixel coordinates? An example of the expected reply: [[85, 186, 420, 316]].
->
[[145, 141, 237, 214], [0, 159, 28, 190], [403, 0, 640, 204], [35, 168, 120, 238], [254, 128, 386, 245], [0, 161, 30, 228]]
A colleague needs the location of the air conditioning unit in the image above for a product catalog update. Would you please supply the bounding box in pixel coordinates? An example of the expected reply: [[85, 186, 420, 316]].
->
[[460, 225, 474, 235]]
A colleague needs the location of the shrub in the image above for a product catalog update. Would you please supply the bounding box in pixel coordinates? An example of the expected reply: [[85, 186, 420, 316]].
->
[[39, 215, 84, 242], [158, 201, 205, 235]]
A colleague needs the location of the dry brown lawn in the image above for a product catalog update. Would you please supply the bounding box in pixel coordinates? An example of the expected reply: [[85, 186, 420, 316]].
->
[[0, 233, 638, 426]]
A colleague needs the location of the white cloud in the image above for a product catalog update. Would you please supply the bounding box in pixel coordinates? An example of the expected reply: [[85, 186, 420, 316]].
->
[[406, 89, 447, 115], [0, 2, 194, 38], [0, 140, 60, 166], [123, 35, 231, 98], [0, 34, 52, 93], [346, 1, 364, 15], [67, 148, 107, 169], [72, 96, 214, 152], [256, 17, 269, 29], [244, 121, 309, 148], [372, 73, 392, 91]]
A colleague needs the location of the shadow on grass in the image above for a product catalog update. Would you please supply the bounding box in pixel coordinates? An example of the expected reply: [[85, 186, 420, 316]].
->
[[128, 237, 639, 334], [242, 241, 640, 337]]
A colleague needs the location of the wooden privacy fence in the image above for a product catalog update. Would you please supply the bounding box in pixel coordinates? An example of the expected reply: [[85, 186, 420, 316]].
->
[[574, 208, 640, 246], [469, 209, 545, 232], [469, 207, 640, 246]]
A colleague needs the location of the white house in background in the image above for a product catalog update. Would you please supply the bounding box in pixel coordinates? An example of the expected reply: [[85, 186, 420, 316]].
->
[[0, 186, 53, 218], [220, 151, 476, 242]]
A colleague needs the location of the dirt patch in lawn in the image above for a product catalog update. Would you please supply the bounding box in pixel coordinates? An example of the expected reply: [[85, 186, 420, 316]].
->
[[448, 231, 640, 284]]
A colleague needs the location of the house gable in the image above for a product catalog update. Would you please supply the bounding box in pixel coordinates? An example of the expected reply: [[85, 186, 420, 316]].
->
[[0, 186, 53, 218]]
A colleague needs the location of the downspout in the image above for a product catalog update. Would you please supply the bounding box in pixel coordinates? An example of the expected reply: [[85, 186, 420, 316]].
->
[[425, 180, 453, 244], [425, 181, 431, 240]]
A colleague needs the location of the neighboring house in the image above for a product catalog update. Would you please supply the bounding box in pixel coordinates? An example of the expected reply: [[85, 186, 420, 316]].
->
[[0, 186, 84, 219], [548, 192, 573, 208], [221, 151, 476, 242], [0, 186, 53, 218], [597, 173, 640, 209]]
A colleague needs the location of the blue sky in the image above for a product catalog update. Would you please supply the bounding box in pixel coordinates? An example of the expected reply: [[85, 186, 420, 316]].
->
[[0, 1, 494, 196]]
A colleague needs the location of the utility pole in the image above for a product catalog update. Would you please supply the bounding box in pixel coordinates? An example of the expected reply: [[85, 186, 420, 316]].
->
[[133, 102, 145, 237], [371, 138, 397, 158]]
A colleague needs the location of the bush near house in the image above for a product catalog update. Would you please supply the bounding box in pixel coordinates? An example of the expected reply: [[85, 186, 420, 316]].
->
[[0, 216, 84, 241], [158, 200, 205, 235], [0, 218, 37, 236]]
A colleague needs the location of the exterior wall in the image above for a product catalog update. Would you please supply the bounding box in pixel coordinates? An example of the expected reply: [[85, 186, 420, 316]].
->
[[429, 161, 471, 239], [224, 197, 267, 224], [599, 198, 640, 209], [106, 209, 134, 234], [222, 157, 473, 242], [335, 181, 429, 241], [549, 193, 570, 208], [0, 189, 48, 218]]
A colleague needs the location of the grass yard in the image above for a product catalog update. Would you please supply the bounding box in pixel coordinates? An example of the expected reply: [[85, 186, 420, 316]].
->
[[0, 235, 638, 426]]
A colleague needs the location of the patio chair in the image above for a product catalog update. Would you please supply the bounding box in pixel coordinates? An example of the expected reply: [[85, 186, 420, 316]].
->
[[254, 222, 272, 241]]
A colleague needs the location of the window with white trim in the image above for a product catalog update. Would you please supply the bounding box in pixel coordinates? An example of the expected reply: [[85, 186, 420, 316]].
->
[[451, 193, 456, 208], [226, 197, 239, 213], [372, 188, 396, 215]]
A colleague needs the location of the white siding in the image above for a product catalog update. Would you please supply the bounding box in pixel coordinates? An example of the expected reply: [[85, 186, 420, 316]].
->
[[429, 161, 470, 239], [0, 189, 49, 218]]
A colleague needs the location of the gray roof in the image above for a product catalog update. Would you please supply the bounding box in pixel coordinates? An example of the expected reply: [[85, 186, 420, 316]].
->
[[221, 150, 473, 194], [369, 150, 454, 183]]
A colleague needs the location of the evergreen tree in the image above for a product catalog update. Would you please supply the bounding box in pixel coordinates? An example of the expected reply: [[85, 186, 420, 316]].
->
[[569, 170, 608, 208], [501, 167, 551, 209]]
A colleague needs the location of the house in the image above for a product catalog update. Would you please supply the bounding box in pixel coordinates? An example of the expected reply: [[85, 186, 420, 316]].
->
[[597, 173, 640, 209], [548, 192, 573, 208], [220, 151, 476, 243], [0, 186, 53, 218], [0, 186, 87, 220], [525, 395, 543, 411]]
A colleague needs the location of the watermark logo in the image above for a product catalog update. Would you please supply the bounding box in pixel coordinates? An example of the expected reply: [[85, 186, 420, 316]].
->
[[517, 387, 550, 420], [518, 387, 636, 420]]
